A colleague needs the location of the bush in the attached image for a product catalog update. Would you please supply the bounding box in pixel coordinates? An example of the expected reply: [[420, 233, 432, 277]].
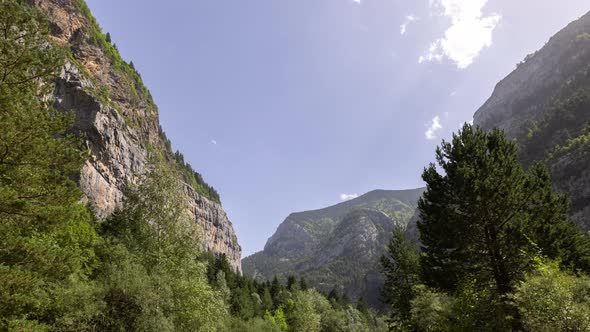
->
[[410, 285, 453, 332], [512, 259, 590, 332]]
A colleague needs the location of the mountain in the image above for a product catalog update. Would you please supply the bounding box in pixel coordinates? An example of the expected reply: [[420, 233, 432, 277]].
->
[[474, 10, 590, 231], [242, 188, 424, 307], [34, 0, 241, 270]]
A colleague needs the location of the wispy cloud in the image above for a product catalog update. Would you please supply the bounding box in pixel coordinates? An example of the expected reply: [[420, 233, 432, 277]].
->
[[419, 0, 501, 69], [425, 116, 443, 140], [210, 139, 217, 145], [400, 15, 418, 35], [352, 0, 361, 4], [340, 193, 359, 201]]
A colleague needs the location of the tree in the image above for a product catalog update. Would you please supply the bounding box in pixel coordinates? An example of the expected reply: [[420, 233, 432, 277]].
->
[[409, 285, 453, 332], [287, 275, 297, 291], [511, 259, 590, 332], [356, 297, 370, 317], [418, 124, 590, 327], [97, 162, 227, 331], [380, 226, 420, 324], [105, 31, 112, 43], [327, 287, 341, 309], [0, 1, 100, 329], [299, 277, 308, 291], [286, 290, 323, 332]]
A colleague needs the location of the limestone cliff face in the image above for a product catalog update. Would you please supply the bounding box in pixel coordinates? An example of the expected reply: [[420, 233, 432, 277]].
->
[[473, 10, 590, 231], [34, 0, 241, 270]]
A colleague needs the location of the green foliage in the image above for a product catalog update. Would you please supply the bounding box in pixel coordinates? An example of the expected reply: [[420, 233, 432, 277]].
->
[[512, 259, 590, 332], [376, 124, 590, 331], [409, 285, 453, 332], [173, 150, 221, 203], [206, 253, 387, 331], [225, 316, 283, 332], [0, 1, 102, 329], [380, 226, 420, 324], [418, 124, 589, 298], [264, 307, 288, 331], [521, 60, 590, 166], [95, 163, 228, 331], [406, 281, 513, 332], [73, 0, 151, 104], [286, 290, 323, 332]]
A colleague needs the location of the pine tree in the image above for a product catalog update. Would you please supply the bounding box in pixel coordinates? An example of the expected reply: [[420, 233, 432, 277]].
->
[[287, 275, 297, 291], [261, 285, 274, 311], [380, 226, 420, 323], [356, 297, 370, 316], [299, 277, 308, 291], [418, 124, 590, 328], [418, 124, 589, 293]]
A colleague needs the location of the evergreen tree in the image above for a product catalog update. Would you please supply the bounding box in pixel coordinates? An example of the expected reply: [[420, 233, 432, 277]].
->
[[270, 276, 281, 307], [418, 124, 590, 328], [105, 31, 112, 43], [380, 226, 420, 324], [356, 297, 370, 317], [287, 275, 297, 291], [299, 277, 308, 291], [261, 285, 274, 312]]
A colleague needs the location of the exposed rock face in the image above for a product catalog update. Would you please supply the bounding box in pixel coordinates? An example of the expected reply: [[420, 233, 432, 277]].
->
[[35, 0, 241, 270], [243, 189, 424, 308], [474, 11, 590, 137], [473, 10, 590, 231]]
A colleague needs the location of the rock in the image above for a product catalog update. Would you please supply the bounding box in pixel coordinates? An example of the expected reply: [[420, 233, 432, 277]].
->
[[473, 10, 590, 232], [35, 0, 242, 271]]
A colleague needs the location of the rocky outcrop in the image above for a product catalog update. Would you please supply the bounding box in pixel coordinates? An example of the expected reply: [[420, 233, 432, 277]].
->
[[35, 0, 241, 270], [473, 11, 590, 138], [243, 188, 423, 308], [473, 10, 590, 231]]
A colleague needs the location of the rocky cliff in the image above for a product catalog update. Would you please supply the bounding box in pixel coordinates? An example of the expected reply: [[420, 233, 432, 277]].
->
[[474, 10, 590, 231], [33, 0, 241, 270], [242, 189, 423, 308]]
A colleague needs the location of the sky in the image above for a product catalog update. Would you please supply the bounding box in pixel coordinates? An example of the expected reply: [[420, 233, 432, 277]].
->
[[85, 0, 589, 257]]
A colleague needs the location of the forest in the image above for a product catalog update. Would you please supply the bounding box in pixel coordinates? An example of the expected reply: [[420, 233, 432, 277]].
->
[[1, 1, 590, 331]]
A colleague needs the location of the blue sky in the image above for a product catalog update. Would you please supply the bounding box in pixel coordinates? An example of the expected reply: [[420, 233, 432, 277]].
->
[[86, 0, 589, 256]]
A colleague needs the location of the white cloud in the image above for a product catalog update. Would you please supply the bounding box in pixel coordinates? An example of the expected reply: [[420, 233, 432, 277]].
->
[[400, 15, 418, 35], [210, 139, 217, 145], [420, 0, 501, 69], [352, 0, 361, 3], [425, 116, 443, 140], [340, 193, 359, 201]]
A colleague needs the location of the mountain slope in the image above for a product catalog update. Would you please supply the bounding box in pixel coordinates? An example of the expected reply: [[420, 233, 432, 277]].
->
[[34, 0, 241, 270], [242, 188, 424, 307], [474, 10, 590, 231]]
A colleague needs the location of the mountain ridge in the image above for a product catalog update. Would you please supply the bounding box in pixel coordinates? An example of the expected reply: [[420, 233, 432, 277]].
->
[[243, 187, 424, 307], [473, 9, 590, 231]]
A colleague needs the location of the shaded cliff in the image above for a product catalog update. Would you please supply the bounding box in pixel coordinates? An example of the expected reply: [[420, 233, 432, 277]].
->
[[33, 0, 241, 270], [242, 189, 423, 308], [474, 10, 590, 231]]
